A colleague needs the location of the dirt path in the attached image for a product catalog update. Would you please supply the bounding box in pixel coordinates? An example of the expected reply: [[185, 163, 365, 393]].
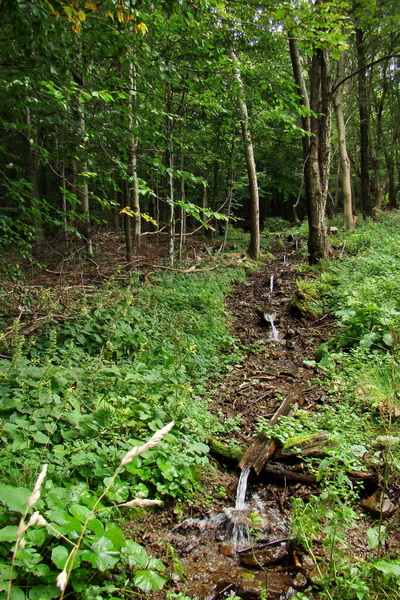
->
[[129, 240, 335, 600]]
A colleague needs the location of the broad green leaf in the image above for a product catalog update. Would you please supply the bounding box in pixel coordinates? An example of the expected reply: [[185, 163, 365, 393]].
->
[[90, 536, 119, 571], [0, 526, 18, 542], [32, 431, 51, 444], [0, 585, 25, 600], [0, 485, 31, 513], [104, 523, 124, 549], [133, 569, 167, 591], [69, 504, 94, 523], [29, 584, 59, 600], [373, 559, 400, 577], [51, 545, 69, 569], [367, 526, 386, 549]]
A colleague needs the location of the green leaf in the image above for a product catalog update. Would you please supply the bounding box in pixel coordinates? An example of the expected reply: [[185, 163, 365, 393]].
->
[[383, 332, 393, 346], [104, 523, 124, 549], [32, 431, 51, 444], [373, 559, 400, 577], [51, 545, 69, 569], [367, 526, 386, 549], [0, 485, 31, 513], [0, 526, 18, 542], [69, 504, 94, 523], [29, 585, 59, 600], [0, 586, 25, 600], [133, 569, 167, 591], [90, 536, 119, 571]]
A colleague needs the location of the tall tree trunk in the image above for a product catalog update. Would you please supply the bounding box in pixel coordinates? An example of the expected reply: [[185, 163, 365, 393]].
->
[[356, 27, 372, 218], [76, 99, 93, 256], [289, 37, 330, 263], [230, 48, 260, 260], [333, 52, 357, 230], [129, 61, 141, 249], [222, 133, 236, 252], [166, 89, 175, 265], [123, 178, 133, 265], [26, 107, 44, 253], [178, 145, 186, 261]]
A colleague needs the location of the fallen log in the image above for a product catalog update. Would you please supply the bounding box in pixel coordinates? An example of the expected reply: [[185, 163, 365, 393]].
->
[[209, 439, 378, 489], [274, 432, 336, 461], [208, 438, 245, 462], [238, 387, 306, 475]]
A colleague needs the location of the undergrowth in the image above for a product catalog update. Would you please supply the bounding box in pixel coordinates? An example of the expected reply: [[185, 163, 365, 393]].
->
[[0, 265, 246, 600], [259, 212, 400, 600]]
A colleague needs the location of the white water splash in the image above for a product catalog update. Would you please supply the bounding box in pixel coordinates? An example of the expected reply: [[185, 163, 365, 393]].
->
[[235, 466, 250, 510], [264, 313, 280, 341], [270, 275, 274, 294]]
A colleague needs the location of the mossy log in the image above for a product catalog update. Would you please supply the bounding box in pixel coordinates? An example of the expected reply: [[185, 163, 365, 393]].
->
[[208, 438, 245, 462], [238, 387, 306, 475]]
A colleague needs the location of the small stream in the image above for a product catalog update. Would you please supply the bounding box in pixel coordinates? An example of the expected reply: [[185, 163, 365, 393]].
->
[[164, 242, 314, 599]]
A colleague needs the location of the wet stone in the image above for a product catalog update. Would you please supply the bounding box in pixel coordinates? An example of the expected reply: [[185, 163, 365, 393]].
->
[[237, 571, 267, 599], [239, 543, 288, 568], [219, 543, 235, 556], [361, 490, 396, 518]]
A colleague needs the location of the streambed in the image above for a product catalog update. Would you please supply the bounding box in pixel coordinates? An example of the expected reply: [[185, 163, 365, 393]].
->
[[128, 239, 334, 599]]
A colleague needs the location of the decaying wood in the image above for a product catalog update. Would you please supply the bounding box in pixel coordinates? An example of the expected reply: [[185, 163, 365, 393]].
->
[[274, 432, 336, 460], [261, 463, 317, 486], [238, 388, 306, 474]]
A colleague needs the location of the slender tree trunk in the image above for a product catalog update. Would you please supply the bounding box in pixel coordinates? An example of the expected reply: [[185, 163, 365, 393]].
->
[[333, 52, 356, 230], [289, 36, 330, 263], [178, 147, 186, 261], [61, 163, 68, 239], [221, 133, 236, 252], [26, 107, 44, 252], [356, 27, 372, 218], [230, 47, 260, 260], [123, 178, 133, 265], [76, 99, 93, 256], [129, 61, 141, 249]]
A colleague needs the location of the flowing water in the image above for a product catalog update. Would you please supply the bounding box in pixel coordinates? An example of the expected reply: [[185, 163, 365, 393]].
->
[[264, 312, 280, 341], [270, 274, 274, 294]]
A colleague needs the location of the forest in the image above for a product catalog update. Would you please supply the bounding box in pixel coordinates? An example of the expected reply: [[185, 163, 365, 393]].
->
[[0, 1, 400, 600]]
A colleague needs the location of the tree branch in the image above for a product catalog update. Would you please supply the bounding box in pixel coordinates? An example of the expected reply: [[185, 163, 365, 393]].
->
[[331, 53, 400, 95]]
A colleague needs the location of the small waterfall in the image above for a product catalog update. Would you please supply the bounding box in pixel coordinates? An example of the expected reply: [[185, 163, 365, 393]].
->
[[270, 275, 274, 294], [231, 466, 251, 547], [235, 466, 250, 510], [264, 313, 279, 341]]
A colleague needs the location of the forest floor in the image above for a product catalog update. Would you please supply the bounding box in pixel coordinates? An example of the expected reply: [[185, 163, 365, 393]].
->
[[124, 237, 396, 600], [2, 231, 399, 600]]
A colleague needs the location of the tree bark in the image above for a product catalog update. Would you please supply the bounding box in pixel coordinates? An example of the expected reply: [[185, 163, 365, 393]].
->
[[289, 37, 330, 263], [26, 107, 44, 253], [129, 61, 141, 249], [333, 52, 357, 230], [230, 48, 260, 260], [76, 98, 93, 257], [356, 27, 372, 218]]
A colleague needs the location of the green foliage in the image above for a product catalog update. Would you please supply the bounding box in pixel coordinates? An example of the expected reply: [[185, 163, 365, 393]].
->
[[262, 217, 289, 233], [0, 425, 173, 600], [0, 266, 244, 599], [287, 214, 400, 600]]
